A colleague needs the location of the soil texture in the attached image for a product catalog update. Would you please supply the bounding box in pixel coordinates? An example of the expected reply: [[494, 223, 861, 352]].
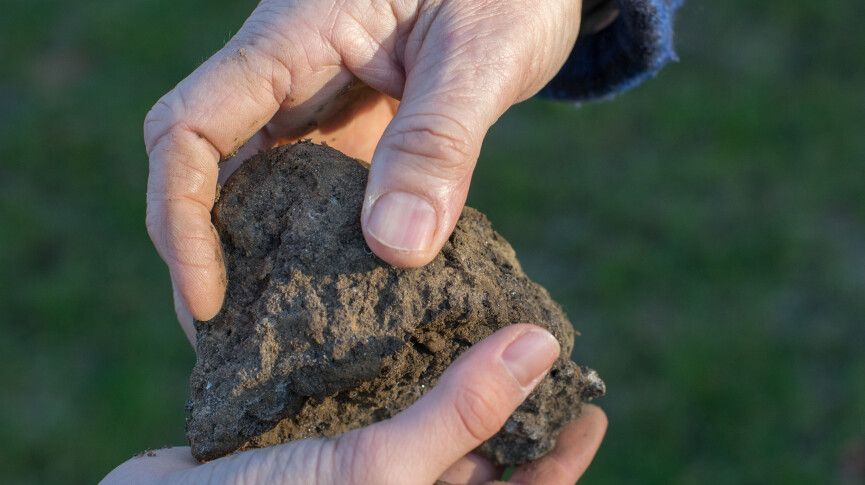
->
[[187, 141, 605, 466]]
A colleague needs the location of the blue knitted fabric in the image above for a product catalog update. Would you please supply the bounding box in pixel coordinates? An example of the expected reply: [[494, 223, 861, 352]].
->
[[539, 0, 683, 102]]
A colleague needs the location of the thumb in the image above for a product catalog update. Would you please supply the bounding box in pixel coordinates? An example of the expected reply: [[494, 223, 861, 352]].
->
[[361, 4, 535, 267], [339, 324, 561, 484]]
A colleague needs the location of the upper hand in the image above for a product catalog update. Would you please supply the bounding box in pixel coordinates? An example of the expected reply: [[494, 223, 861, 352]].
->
[[101, 325, 606, 484], [144, 0, 583, 337]]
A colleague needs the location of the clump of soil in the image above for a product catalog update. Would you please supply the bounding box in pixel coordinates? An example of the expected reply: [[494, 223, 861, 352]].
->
[[187, 141, 605, 466]]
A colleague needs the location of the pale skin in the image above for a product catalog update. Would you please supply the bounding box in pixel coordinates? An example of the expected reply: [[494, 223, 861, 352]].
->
[[102, 325, 607, 484], [139, 0, 607, 482]]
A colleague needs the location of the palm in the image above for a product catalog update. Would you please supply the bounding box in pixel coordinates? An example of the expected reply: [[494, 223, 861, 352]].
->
[[217, 91, 397, 186], [103, 326, 607, 485]]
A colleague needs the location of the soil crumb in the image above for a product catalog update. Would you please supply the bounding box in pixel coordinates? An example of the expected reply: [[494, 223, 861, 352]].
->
[[187, 141, 605, 466]]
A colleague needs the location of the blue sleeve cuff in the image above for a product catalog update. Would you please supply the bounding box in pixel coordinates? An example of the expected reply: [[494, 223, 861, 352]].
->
[[537, 0, 683, 102]]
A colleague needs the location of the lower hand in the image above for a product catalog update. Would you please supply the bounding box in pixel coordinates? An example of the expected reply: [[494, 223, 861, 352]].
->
[[102, 325, 606, 484]]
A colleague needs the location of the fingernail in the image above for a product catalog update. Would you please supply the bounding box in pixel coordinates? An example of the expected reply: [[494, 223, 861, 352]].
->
[[367, 192, 436, 251], [501, 329, 561, 388]]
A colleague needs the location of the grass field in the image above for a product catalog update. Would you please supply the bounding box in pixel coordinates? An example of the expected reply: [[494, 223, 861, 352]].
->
[[2, 0, 864, 483]]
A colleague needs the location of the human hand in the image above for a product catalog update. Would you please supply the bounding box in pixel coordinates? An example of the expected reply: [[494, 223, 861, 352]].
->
[[144, 0, 585, 339], [102, 325, 606, 484]]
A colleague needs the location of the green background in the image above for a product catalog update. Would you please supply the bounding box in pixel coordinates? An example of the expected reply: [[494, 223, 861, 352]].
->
[[2, 0, 863, 483]]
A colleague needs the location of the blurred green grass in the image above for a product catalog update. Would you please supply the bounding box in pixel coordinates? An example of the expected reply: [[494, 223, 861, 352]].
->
[[1, 0, 864, 483]]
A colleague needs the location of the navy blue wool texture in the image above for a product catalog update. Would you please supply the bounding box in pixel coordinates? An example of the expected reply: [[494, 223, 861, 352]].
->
[[540, 0, 683, 102]]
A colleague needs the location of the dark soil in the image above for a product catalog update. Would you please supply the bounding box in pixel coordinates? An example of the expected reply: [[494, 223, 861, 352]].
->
[[186, 141, 605, 466]]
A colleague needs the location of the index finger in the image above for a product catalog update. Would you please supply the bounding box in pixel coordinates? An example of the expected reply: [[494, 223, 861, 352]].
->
[[143, 0, 373, 321], [144, 41, 283, 321]]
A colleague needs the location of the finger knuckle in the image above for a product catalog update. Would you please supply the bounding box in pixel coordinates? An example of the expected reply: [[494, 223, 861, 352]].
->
[[451, 382, 505, 443], [144, 202, 163, 245], [338, 427, 392, 484], [233, 16, 318, 111], [143, 97, 181, 153], [165, 146, 213, 196], [387, 112, 477, 178]]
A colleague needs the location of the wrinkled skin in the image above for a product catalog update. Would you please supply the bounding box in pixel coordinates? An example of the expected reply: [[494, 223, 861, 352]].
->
[[102, 325, 607, 484], [144, 0, 583, 338], [140, 1, 605, 482]]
